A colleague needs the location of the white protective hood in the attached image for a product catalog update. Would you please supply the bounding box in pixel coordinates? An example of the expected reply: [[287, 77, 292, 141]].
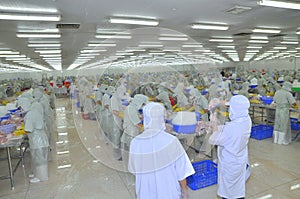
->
[[128, 102, 185, 174]]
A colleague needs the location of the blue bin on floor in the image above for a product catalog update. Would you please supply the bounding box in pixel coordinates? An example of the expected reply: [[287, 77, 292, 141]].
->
[[187, 160, 218, 190], [76, 101, 80, 108], [250, 124, 273, 140], [290, 118, 300, 130]]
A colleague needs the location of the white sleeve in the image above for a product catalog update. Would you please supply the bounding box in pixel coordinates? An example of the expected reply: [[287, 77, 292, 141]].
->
[[175, 153, 195, 181]]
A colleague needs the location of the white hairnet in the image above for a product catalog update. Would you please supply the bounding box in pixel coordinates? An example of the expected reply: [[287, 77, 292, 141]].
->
[[32, 88, 43, 100], [143, 102, 166, 134], [131, 94, 148, 109], [282, 81, 292, 92], [228, 95, 250, 121], [19, 92, 34, 103], [116, 85, 126, 98], [17, 97, 32, 112]]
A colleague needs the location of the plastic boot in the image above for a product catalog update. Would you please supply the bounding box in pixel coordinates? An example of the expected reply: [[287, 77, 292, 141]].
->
[[277, 132, 285, 145], [273, 131, 279, 144]]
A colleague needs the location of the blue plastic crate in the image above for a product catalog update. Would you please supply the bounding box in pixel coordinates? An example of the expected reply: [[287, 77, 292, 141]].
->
[[187, 160, 218, 190], [290, 118, 300, 130], [250, 124, 273, 140], [195, 112, 201, 121], [8, 107, 20, 113], [173, 124, 196, 134], [261, 96, 273, 105], [0, 115, 10, 122], [0, 124, 16, 134]]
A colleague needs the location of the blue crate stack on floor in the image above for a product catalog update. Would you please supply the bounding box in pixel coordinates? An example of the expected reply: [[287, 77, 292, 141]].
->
[[187, 160, 218, 190]]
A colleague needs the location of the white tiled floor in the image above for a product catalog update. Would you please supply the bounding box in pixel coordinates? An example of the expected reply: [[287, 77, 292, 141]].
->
[[0, 98, 300, 199]]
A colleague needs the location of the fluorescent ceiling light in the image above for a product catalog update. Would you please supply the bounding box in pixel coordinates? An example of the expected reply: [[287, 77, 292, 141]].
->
[[0, 54, 26, 58], [274, 46, 287, 49], [17, 33, 61, 38], [81, 49, 107, 53], [40, 54, 61, 57], [0, 13, 60, 21], [18, 29, 59, 33], [191, 23, 229, 30], [194, 49, 211, 52], [209, 39, 233, 42], [251, 35, 268, 40], [267, 50, 279, 52], [247, 50, 260, 52], [0, 5, 58, 13], [88, 43, 116, 47], [43, 58, 61, 60], [178, 52, 193, 55], [248, 40, 269, 43], [247, 46, 262, 49], [28, 40, 60, 44], [35, 50, 61, 54], [182, 44, 203, 48], [203, 52, 216, 55], [109, 17, 159, 26], [222, 50, 237, 52], [158, 37, 188, 41], [281, 41, 299, 45], [139, 44, 164, 48], [27, 44, 61, 48], [6, 58, 29, 61], [287, 50, 297, 53], [217, 45, 235, 49], [79, 53, 100, 56], [149, 52, 165, 55], [258, 0, 300, 10], [0, 51, 19, 54], [252, 28, 281, 34], [95, 34, 132, 39]]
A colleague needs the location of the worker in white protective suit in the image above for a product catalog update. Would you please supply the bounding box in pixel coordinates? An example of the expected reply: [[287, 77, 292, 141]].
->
[[173, 83, 189, 109], [45, 82, 56, 110], [208, 79, 219, 101], [18, 97, 49, 183], [32, 88, 54, 153], [121, 94, 148, 186], [273, 82, 297, 145], [121, 94, 148, 151], [83, 80, 96, 120], [78, 77, 87, 112], [128, 102, 195, 199], [209, 95, 251, 199], [111, 86, 125, 160], [156, 84, 172, 110], [238, 82, 250, 99], [101, 86, 115, 143], [0, 85, 8, 105]]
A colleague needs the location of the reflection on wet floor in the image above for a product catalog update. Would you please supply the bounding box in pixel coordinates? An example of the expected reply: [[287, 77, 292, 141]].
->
[[0, 97, 299, 198]]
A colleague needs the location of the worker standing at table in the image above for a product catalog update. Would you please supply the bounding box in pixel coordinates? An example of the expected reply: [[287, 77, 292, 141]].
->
[[17, 97, 49, 183], [273, 82, 298, 145]]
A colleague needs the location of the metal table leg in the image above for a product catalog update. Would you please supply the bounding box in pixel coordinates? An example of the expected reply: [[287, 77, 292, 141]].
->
[[6, 147, 14, 190]]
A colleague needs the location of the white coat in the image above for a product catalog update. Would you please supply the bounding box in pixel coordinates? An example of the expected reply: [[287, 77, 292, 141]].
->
[[209, 95, 251, 198]]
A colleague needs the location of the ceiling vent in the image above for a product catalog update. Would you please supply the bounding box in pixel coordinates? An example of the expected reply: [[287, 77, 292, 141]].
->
[[56, 23, 80, 29], [226, 5, 252, 15]]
